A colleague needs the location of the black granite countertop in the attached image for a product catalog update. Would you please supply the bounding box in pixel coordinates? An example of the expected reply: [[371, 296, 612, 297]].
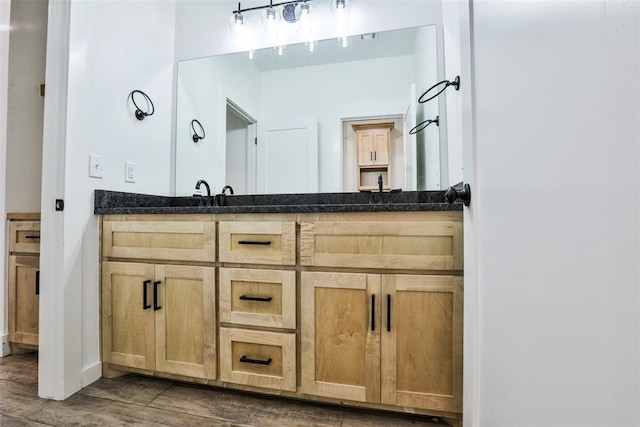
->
[[94, 189, 463, 215]]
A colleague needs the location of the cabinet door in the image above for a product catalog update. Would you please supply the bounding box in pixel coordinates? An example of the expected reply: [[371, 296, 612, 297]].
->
[[372, 128, 390, 165], [301, 272, 380, 403], [357, 130, 375, 166], [154, 265, 216, 380], [381, 275, 463, 413], [102, 262, 156, 370], [8, 255, 40, 346]]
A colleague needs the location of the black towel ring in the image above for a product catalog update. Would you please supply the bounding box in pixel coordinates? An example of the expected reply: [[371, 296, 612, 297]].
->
[[418, 76, 460, 104], [409, 116, 439, 135], [191, 119, 205, 142], [129, 90, 155, 120]]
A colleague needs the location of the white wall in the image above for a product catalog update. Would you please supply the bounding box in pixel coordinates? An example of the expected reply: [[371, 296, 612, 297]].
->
[[259, 55, 415, 192], [6, 0, 46, 213], [175, 54, 260, 195], [0, 0, 11, 356], [467, 0, 640, 425], [414, 25, 440, 190], [39, 0, 176, 399]]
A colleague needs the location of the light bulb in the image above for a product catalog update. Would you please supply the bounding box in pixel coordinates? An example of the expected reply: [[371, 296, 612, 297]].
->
[[248, 50, 255, 59], [336, 0, 345, 9], [275, 45, 286, 56], [339, 36, 350, 48], [305, 40, 318, 53], [266, 7, 276, 20]]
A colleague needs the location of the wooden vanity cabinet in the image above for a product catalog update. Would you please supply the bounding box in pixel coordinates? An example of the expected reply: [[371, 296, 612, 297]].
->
[[99, 211, 463, 421], [300, 213, 463, 414], [7, 216, 41, 352], [218, 220, 297, 392], [101, 216, 217, 380]]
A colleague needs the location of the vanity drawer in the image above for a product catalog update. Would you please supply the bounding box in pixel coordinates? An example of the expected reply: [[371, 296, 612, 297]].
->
[[219, 327, 296, 392], [300, 221, 463, 271], [102, 220, 216, 262], [218, 221, 296, 265], [220, 268, 296, 329], [9, 221, 41, 254]]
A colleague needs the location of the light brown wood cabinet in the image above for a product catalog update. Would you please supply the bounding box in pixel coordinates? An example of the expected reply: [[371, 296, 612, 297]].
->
[[301, 272, 462, 414], [100, 211, 462, 422], [7, 216, 40, 352], [353, 122, 394, 190], [102, 261, 216, 379], [101, 216, 217, 380]]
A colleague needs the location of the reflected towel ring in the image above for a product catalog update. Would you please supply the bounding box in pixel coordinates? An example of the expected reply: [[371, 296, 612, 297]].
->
[[418, 76, 460, 104], [129, 90, 155, 120], [409, 115, 439, 135], [191, 119, 205, 142]]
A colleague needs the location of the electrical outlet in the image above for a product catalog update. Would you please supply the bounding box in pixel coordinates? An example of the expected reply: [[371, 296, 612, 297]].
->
[[125, 161, 136, 183], [89, 154, 103, 178]]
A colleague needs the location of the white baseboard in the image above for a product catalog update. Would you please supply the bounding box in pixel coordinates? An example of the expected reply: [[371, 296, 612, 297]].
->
[[1, 334, 9, 356], [81, 361, 102, 387]]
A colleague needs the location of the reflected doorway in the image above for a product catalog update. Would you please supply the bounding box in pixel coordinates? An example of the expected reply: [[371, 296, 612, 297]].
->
[[225, 101, 257, 194]]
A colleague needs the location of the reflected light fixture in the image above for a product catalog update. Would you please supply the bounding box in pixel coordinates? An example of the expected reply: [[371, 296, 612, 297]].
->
[[304, 40, 318, 52], [338, 35, 350, 48], [331, 0, 351, 32]]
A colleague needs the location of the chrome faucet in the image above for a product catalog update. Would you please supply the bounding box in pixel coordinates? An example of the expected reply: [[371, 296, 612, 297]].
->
[[195, 179, 212, 206]]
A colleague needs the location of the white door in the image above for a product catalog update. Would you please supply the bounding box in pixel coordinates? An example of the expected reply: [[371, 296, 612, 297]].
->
[[257, 118, 318, 194], [403, 84, 418, 191]]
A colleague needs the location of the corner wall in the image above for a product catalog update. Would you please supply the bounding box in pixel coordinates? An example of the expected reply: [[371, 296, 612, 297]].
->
[[38, 0, 177, 399]]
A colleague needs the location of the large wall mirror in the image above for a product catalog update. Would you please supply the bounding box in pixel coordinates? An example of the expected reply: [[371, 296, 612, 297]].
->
[[175, 24, 448, 196]]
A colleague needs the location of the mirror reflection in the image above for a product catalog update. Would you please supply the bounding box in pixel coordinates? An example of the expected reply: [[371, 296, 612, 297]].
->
[[175, 25, 445, 196]]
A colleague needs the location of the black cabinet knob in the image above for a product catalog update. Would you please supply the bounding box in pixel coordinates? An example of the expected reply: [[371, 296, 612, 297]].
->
[[444, 183, 471, 206]]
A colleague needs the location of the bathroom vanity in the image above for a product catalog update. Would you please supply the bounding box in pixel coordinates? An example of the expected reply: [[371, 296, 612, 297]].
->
[[95, 190, 463, 424]]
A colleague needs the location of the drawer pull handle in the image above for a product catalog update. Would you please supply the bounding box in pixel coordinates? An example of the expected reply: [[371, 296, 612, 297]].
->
[[153, 281, 162, 311], [25, 235, 40, 239], [240, 355, 272, 366], [371, 294, 376, 331], [239, 295, 273, 302], [143, 280, 151, 310], [35, 271, 40, 295], [238, 240, 272, 246]]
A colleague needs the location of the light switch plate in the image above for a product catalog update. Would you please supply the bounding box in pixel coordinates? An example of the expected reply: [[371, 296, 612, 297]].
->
[[89, 154, 103, 178], [125, 161, 136, 183]]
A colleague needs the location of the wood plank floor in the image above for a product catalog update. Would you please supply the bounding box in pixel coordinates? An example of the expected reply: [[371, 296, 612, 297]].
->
[[0, 353, 450, 426]]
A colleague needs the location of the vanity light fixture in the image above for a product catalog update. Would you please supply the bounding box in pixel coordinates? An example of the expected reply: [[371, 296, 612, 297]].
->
[[338, 35, 351, 48], [304, 40, 318, 53], [330, 0, 351, 32]]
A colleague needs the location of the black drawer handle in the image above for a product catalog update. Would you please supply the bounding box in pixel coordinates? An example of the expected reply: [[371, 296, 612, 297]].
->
[[239, 295, 273, 302], [25, 235, 40, 239], [240, 355, 272, 366], [238, 240, 272, 246], [371, 294, 376, 331], [387, 294, 391, 332], [143, 280, 151, 310], [35, 271, 40, 295], [153, 281, 162, 311]]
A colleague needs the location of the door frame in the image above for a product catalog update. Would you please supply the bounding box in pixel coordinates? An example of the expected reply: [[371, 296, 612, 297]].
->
[[226, 99, 257, 194]]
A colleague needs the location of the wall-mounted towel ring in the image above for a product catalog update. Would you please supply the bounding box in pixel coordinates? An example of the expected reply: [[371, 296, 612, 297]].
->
[[418, 76, 460, 104], [129, 90, 155, 120], [409, 116, 439, 135], [191, 119, 205, 142]]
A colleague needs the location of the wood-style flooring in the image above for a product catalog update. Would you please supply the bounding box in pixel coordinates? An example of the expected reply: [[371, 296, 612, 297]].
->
[[0, 353, 449, 426]]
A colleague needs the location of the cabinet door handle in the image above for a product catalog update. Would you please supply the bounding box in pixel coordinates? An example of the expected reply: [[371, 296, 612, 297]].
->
[[370, 152, 373, 161], [153, 281, 162, 311], [386, 294, 391, 332], [371, 294, 376, 331], [238, 240, 271, 246], [25, 235, 40, 240], [35, 271, 40, 295], [239, 295, 273, 302], [240, 355, 272, 366], [143, 280, 151, 310], [374, 151, 377, 161]]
